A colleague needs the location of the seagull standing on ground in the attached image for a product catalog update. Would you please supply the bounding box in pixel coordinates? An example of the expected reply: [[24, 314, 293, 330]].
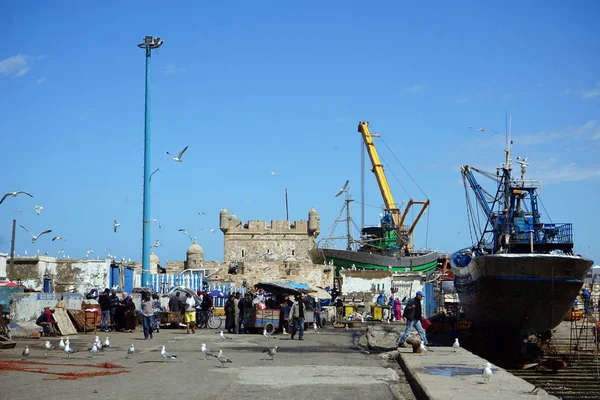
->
[[482, 362, 493, 383], [0, 191, 33, 205], [220, 330, 233, 340], [19, 225, 52, 243], [59, 337, 65, 349], [44, 341, 55, 355], [262, 346, 278, 360], [217, 350, 232, 368], [64, 343, 77, 359], [263, 329, 275, 341], [453, 338, 460, 352], [113, 219, 120, 233], [201, 343, 217, 360], [34, 205, 43, 215], [22, 346, 30, 359], [161, 346, 177, 363], [167, 145, 189, 162], [104, 337, 110, 347], [126, 344, 135, 359], [89, 343, 99, 356]]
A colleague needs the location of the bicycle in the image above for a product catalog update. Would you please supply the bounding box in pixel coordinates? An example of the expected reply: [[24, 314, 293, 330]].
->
[[196, 308, 222, 329]]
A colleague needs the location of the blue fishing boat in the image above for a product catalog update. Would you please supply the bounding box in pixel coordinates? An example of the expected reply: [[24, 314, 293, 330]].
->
[[451, 130, 593, 339]]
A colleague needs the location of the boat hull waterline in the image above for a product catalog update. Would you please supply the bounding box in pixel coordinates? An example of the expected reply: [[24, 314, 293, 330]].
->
[[311, 248, 439, 273]]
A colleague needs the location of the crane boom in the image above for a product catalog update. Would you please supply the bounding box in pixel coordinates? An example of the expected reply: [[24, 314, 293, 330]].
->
[[358, 122, 401, 227], [358, 121, 430, 250]]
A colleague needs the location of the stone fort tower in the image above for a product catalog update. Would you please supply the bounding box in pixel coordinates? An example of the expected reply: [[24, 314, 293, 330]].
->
[[219, 208, 320, 264]]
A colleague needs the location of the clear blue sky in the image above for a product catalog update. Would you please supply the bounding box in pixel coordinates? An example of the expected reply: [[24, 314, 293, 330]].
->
[[1, 1, 598, 266]]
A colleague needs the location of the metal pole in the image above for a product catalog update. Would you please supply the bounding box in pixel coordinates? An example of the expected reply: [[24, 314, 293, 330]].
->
[[141, 45, 152, 287], [9, 219, 16, 271], [285, 188, 290, 221]]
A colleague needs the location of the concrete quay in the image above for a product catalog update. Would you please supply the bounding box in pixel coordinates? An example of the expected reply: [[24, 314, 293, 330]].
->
[[396, 345, 558, 399], [0, 326, 414, 400]]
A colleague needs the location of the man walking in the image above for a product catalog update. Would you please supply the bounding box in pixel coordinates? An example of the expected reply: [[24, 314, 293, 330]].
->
[[141, 292, 154, 339], [290, 294, 305, 340], [398, 291, 429, 348]]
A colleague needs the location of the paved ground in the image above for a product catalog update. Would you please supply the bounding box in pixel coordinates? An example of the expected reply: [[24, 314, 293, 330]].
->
[[0, 325, 414, 400]]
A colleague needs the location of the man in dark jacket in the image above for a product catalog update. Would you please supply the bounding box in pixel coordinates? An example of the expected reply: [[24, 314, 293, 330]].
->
[[237, 293, 253, 333], [398, 291, 429, 348], [98, 288, 112, 332]]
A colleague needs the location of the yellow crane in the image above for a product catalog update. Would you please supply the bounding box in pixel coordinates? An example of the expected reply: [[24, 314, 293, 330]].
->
[[358, 121, 430, 250]]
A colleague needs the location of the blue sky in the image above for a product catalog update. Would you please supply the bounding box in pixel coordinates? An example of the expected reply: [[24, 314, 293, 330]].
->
[[1, 1, 598, 266]]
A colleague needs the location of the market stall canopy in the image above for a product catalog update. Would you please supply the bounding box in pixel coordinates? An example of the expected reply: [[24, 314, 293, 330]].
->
[[254, 281, 313, 296]]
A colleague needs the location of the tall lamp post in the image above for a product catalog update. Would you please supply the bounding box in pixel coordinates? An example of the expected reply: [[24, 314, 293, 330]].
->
[[138, 35, 164, 287]]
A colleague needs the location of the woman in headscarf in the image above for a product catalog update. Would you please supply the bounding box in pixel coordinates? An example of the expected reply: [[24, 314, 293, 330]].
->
[[393, 296, 402, 321], [152, 293, 162, 333], [123, 294, 137, 333], [224, 294, 236, 334]]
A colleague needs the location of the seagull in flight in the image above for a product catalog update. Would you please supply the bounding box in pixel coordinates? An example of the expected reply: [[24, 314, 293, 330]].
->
[[151, 218, 161, 229], [14, 209, 25, 213], [20, 225, 52, 243], [262, 346, 278, 360], [52, 236, 66, 241], [34, 205, 44, 215], [160, 345, 177, 363], [271, 171, 277, 176], [198, 211, 206, 215], [468, 126, 500, 134], [151, 240, 160, 248], [179, 228, 193, 242], [0, 191, 33, 205], [335, 180, 349, 197], [113, 219, 120, 233], [167, 145, 189, 162]]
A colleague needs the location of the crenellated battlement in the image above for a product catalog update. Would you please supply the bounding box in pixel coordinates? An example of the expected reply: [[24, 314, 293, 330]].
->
[[226, 219, 310, 234]]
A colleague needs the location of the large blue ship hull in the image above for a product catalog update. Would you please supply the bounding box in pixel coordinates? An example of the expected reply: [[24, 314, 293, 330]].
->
[[453, 253, 593, 336]]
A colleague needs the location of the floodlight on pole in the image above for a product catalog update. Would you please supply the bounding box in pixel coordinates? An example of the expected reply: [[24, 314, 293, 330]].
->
[[138, 35, 164, 288]]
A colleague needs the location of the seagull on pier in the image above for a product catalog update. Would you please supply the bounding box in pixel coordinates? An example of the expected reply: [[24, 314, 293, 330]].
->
[[59, 338, 65, 349], [219, 330, 233, 340], [19, 225, 52, 243], [89, 343, 99, 356], [263, 329, 275, 341], [113, 219, 120, 233], [0, 191, 33, 205], [179, 228, 193, 242], [201, 343, 217, 360], [151, 218, 161, 229], [217, 350, 232, 368], [64, 343, 78, 359], [482, 362, 493, 383], [262, 346, 278, 360], [104, 337, 110, 348], [160, 346, 177, 363], [22, 346, 30, 359], [167, 145, 188, 162], [453, 338, 460, 352], [126, 344, 135, 359], [44, 341, 56, 355]]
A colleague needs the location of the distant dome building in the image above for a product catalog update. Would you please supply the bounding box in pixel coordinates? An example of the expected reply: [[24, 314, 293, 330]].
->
[[186, 239, 204, 269]]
